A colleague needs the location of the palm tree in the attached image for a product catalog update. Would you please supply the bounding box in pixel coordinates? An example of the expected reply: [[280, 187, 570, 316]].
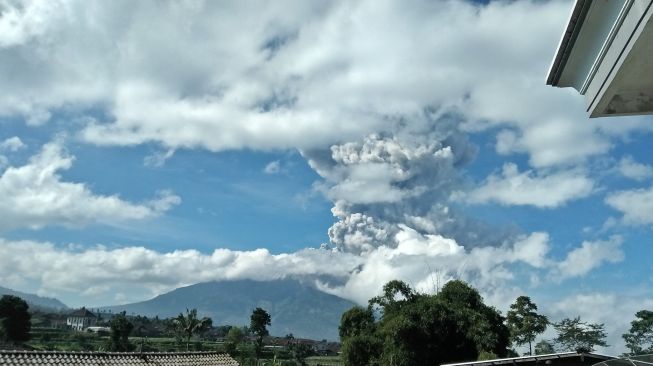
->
[[173, 308, 212, 351]]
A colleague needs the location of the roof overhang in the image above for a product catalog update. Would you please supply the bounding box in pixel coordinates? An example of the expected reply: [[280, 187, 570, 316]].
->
[[547, 0, 653, 118], [442, 352, 614, 366]]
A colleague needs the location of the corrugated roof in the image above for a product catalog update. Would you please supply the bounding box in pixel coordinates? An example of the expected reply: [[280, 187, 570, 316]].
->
[[441, 352, 614, 366], [0, 351, 239, 366]]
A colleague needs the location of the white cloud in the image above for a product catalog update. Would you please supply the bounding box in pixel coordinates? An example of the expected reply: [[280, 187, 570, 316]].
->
[[0, 140, 180, 231], [468, 163, 594, 208], [144, 149, 175, 167], [0, 0, 637, 169], [0, 227, 552, 306], [264, 160, 281, 174], [0, 237, 362, 305], [0, 136, 26, 151], [617, 156, 653, 181], [553, 236, 624, 280], [549, 292, 653, 354], [606, 187, 653, 225]]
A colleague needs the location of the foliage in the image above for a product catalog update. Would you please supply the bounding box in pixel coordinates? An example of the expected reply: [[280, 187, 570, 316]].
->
[[623, 310, 653, 355], [172, 308, 213, 351], [369, 280, 415, 314], [553, 317, 607, 352], [0, 295, 31, 344], [478, 351, 498, 360], [225, 326, 245, 356], [339, 307, 375, 340], [339, 280, 510, 366], [341, 335, 382, 366], [251, 307, 272, 362], [107, 311, 134, 352], [506, 296, 548, 355], [292, 343, 315, 366], [534, 340, 555, 355]]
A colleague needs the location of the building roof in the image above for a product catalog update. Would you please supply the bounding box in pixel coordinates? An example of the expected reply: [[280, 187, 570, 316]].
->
[[593, 354, 653, 366], [546, 0, 592, 86], [68, 307, 97, 318], [441, 352, 614, 366], [0, 351, 239, 366], [545, 0, 653, 117]]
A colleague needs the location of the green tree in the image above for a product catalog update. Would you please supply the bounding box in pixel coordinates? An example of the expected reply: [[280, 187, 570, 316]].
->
[[506, 296, 548, 355], [339, 306, 376, 339], [173, 308, 212, 351], [292, 343, 314, 366], [534, 340, 555, 355], [339, 280, 510, 366], [341, 335, 382, 366], [369, 280, 415, 314], [107, 311, 134, 352], [0, 295, 31, 344], [250, 307, 271, 363], [225, 326, 245, 356], [338, 306, 385, 366], [553, 317, 607, 352], [623, 310, 653, 355]]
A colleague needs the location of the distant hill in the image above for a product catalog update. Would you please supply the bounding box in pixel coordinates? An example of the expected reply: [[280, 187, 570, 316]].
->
[[104, 279, 355, 341], [0, 286, 68, 310]]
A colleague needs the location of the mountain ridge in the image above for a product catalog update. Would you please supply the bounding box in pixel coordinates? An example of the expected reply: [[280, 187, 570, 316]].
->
[[103, 278, 354, 341], [0, 286, 69, 310]]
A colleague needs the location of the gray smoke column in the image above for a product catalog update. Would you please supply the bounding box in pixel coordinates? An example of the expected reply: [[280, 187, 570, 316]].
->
[[303, 113, 512, 255]]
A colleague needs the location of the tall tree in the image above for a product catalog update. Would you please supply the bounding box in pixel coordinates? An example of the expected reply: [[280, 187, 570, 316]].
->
[[553, 317, 608, 352], [340, 306, 381, 366], [534, 340, 555, 355], [0, 295, 31, 344], [506, 296, 548, 355], [107, 311, 134, 352], [173, 308, 212, 351], [250, 307, 271, 363], [339, 280, 510, 366], [623, 310, 653, 355], [339, 306, 376, 340]]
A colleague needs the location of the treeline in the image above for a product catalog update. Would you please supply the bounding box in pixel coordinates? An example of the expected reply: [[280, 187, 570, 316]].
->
[[338, 280, 653, 366], [0, 296, 313, 365]]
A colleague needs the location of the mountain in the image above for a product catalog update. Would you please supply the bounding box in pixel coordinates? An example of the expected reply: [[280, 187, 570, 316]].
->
[[0, 286, 68, 310], [104, 279, 355, 341]]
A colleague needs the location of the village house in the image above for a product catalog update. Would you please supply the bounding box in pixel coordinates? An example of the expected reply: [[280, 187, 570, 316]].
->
[[66, 307, 97, 331]]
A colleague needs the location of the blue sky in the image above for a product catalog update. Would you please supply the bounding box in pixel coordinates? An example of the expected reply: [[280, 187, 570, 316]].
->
[[1, 0, 653, 353]]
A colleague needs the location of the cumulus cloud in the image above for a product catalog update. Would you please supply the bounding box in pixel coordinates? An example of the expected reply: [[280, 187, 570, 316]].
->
[[0, 140, 180, 231], [0, 136, 26, 151], [0, 238, 361, 302], [2, 223, 615, 311], [553, 236, 624, 280], [606, 187, 653, 225], [468, 163, 594, 208], [549, 292, 653, 354], [0, 228, 553, 307], [617, 156, 653, 181], [0, 0, 637, 169]]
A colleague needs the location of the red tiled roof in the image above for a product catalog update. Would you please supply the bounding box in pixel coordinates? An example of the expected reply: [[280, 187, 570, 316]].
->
[[0, 351, 239, 366]]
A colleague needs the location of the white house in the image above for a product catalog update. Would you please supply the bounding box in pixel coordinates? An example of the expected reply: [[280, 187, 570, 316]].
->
[[66, 307, 97, 331], [547, 0, 653, 117]]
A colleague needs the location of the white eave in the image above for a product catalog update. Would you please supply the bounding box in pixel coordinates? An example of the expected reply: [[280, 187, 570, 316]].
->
[[546, 0, 653, 118]]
